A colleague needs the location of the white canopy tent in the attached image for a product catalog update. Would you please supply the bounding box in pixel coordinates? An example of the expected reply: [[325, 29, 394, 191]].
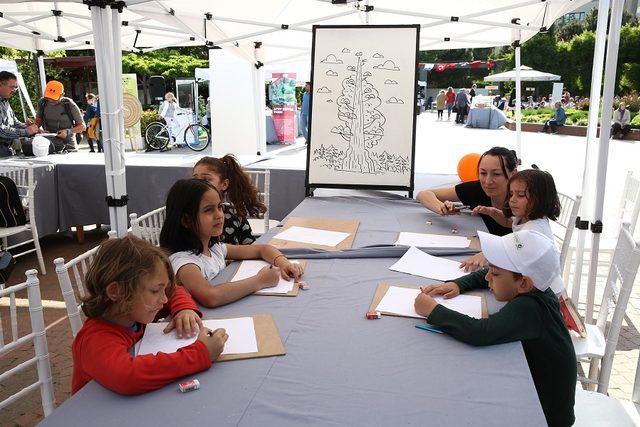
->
[[485, 64, 561, 157], [484, 65, 561, 82], [3, 1, 618, 297], [0, 59, 36, 118]]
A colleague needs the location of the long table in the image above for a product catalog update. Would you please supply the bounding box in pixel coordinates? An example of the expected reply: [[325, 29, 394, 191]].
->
[[41, 195, 546, 426]]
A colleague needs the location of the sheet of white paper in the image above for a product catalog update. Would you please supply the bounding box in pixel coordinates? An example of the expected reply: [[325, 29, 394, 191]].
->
[[395, 232, 470, 248], [275, 226, 350, 247], [137, 317, 258, 356], [375, 286, 482, 319], [389, 246, 466, 281], [232, 259, 298, 294]]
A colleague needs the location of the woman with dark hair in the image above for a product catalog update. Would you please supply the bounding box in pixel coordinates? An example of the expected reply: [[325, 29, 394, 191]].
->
[[417, 146, 518, 237], [159, 179, 303, 308]]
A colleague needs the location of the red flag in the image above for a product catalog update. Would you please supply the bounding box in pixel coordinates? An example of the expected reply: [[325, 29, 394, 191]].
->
[[435, 63, 446, 72]]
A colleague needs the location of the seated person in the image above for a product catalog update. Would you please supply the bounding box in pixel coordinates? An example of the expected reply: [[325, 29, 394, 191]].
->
[[415, 230, 575, 426], [35, 80, 85, 152], [0, 71, 39, 157], [611, 104, 631, 139], [541, 101, 566, 134], [72, 236, 227, 395]]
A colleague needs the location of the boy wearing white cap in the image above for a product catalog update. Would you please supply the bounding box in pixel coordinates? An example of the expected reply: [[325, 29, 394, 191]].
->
[[415, 230, 575, 427]]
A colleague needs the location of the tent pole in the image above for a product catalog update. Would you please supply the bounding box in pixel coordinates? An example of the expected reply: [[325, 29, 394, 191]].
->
[[17, 86, 27, 122], [90, 3, 129, 237], [514, 28, 522, 161], [208, 46, 215, 157], [571, 0, 611, 303], [585, 0, 625, 324], [36, 53, 46, 96]]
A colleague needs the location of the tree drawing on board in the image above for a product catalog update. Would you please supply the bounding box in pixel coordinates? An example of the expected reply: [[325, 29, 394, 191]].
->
[[313, 50, 411, 176], [331, 52, 385, 173]]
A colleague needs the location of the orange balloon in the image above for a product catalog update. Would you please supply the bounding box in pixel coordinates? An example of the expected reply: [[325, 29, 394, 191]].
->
[[457, 153, 481, 182]]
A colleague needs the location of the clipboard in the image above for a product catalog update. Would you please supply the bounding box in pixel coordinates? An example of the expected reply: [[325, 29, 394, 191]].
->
[[230, 260, 307, 297], [216, 314, 286, 362], [269, 216, 359, 251], [368, 283, 488, 320]]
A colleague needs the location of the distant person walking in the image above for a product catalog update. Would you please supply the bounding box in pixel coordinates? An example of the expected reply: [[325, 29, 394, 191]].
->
[[469, 84, 477, 103], [445, 87, 455, 120], [301, 81, 311, 143], [435, 90, 446, 120], [541, 101, 566, 134], [455, 88, 470, 124], [612, 104, 631, 139]]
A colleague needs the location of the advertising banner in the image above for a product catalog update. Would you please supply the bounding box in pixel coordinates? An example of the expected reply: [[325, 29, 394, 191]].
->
[[270, 72, 297, 142]]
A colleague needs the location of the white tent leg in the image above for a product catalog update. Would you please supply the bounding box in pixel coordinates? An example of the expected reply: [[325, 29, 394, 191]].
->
[[36, 54, 46, 96], [514, 30, 522, 161], [585, 0, 625, 323], [90, 4, 128, 237], [571, 0, 611, 304]]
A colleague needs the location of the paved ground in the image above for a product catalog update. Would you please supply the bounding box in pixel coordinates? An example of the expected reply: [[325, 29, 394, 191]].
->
[[1, 111, 639, 425]]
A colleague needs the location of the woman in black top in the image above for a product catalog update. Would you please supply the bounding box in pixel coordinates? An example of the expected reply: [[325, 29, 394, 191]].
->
[[416, 147, 518, 267]]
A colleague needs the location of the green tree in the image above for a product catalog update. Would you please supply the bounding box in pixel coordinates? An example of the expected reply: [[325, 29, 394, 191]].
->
[[122, 49, 207, 104]]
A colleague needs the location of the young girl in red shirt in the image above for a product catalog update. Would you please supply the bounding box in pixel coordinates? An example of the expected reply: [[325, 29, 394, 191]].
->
[[71, 236, 228, 395]]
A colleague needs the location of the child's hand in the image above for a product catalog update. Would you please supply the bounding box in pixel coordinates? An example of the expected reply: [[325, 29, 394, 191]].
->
[[279, 260, 304, 281], [460, 253, 487, 272], [421, 282, 460, 299], [256, 265, 280, 289], [414, 293, 439, 317], [472, 205, 503, 219], [163, 309, 202, 338], [197, 327, 228, 361]]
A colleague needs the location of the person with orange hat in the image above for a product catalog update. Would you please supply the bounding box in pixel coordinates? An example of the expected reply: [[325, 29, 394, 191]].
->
[[34, 80, 85, 153]]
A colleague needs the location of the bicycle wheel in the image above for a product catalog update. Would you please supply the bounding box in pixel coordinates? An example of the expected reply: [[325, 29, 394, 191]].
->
[[145, 122, 170, 150], [184, 124, 210, 152]]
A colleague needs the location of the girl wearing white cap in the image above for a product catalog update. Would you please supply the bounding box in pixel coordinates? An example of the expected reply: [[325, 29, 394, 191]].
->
[[415, 230, 575, 426]]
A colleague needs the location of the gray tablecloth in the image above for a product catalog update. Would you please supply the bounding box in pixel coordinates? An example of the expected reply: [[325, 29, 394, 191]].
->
[[466, 106, 507, 129], [41, 195, 545, 426]]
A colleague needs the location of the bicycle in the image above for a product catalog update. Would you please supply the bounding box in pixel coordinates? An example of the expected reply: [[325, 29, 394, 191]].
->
[[144, 111, 210, 152]]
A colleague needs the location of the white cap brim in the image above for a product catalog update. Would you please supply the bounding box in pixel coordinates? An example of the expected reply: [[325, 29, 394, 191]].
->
[[478, 231, 519, 273]]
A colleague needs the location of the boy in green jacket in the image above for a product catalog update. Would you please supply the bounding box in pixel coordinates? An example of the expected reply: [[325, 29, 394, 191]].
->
[[415, 230, 576, 427]]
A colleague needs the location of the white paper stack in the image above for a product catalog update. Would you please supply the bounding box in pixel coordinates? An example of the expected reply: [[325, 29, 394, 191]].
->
[[232, 259, 299, 294], [395, 232, 470, 248], [389, 246, 467, 281], [275, 226, 350, 246], [376, 285, 482, 319], [137, 317, 258, 356]]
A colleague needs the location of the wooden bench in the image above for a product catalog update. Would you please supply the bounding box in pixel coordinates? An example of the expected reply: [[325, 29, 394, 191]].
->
[[505, 122, 640, 141]]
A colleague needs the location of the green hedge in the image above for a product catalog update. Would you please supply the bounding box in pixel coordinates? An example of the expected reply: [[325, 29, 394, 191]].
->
[[141, 109, 163, 133]]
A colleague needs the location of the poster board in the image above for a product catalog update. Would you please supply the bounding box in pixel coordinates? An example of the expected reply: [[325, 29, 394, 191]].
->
[[122, 73, 143, 150], [306, 25, 420, 193]]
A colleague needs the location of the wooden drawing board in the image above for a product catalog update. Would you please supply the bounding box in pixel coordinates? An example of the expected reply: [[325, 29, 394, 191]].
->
[[269, 216, 360, 251], [368, 283, 488, 320], [215, 314, 286, 362]]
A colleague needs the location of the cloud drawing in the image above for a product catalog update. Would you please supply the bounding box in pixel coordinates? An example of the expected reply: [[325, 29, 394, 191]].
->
[[386, 97, 404, 104], [374, 60, 400, 71], [326, 70, 338, 77], [317, 86, 332, 94], [320, 54, 343, 64], [326, 99, 334, 103], [384, 79, 398, 85], [341, 48, 350, 53], [373, 53, 384, 58]]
